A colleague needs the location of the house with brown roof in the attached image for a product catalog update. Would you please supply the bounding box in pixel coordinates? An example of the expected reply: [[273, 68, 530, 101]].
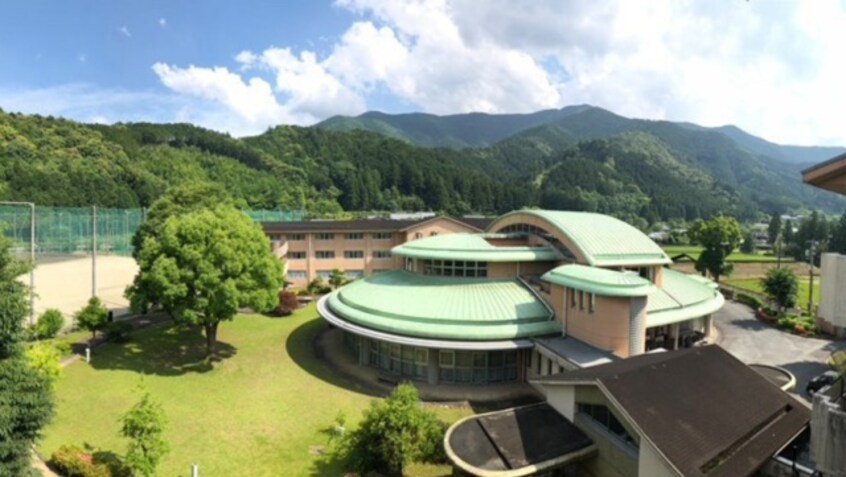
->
[[445, 346, 810, 477]]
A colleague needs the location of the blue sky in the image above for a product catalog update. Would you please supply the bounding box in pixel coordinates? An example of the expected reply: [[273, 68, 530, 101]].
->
[[2, 1, 846, 145]]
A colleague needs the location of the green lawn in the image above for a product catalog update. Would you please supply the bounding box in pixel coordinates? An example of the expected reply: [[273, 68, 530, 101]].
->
[[723, 277, 821, 307], [661, 245, 782, 263], [39, 304, 471, 476]]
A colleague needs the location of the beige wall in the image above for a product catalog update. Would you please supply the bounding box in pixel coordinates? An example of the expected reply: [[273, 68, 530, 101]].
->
[[551, 284, 634, 358], [820, 253, 846, 329], [272, 217, 481, 286], [488, 262, 518, 278]]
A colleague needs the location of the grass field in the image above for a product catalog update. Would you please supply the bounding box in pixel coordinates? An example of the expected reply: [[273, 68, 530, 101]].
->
[[662, 245, 782, 263], [723, 277, 821, 307], [39, 304, 471, 476]]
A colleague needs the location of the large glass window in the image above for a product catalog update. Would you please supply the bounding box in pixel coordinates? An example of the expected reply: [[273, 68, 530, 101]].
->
[[344, 250, 364, 259], [372, 250, 391, 259], [287, 270, 306, 280], [438, 349, 518, 384], [577, 403, 638, 450], [361, 338, 428, 380], [373, 232, 393, 240], [316, 233, 335, 241], [315, 250, 335, 259], [345, 232, 364, 240], [422, 260, 487, 277], [288, 251, 306, 259], [287, 233, 305, 241]]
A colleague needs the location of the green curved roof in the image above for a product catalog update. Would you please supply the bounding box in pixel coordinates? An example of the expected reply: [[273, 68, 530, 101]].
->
[[391, 233, 559, 262], [490, 210, 671, 267], [325, 270, 561, 341], [541, 264, 656, 297], [647, 269, 724, 327]]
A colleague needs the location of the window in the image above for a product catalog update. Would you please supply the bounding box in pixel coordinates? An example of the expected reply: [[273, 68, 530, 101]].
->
[[287, 251, 306, 259], [315, 233, 334, 241], [570, 289, 576, 308], [373, 232, 393, 240], [579, 291, 585, 310], [589, 293, 596, 314], [438, 349, 518, 384], [372, 250, 391, 259], [414, 232, 423, 239], [422, 260, 487, 277], [346, 270, 363, 279], [345, 232, 364, 240], [287, 270, 307, 280], [316, 270, 332, 280], [430, 231, 439, 236], [287, 233, 305, 241], [344, 250, 364, 259], [405, 258, 414, 272], [577, 403, 638, 450], [315, 251, 335, 259]]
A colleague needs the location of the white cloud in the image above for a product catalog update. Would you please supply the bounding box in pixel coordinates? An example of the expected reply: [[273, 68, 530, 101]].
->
[[147, 0, 846, 144], [118, 26, 131, 38], [159, 18, 166, 28]]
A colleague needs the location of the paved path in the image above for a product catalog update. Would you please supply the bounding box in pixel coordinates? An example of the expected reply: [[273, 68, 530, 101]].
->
[[714, 301, 846, 398]]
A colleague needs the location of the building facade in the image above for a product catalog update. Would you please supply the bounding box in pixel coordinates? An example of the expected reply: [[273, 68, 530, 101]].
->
[[311, 209, 724, 387], [817, 253, 846, 337], [262, 216, 488, 285]]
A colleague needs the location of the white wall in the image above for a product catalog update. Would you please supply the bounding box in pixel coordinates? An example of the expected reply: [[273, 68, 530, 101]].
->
[[543, 385, 576, 420], [820, 253, 846, 328]]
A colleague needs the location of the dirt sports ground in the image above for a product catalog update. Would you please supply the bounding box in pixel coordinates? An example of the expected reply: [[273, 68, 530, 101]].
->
[[19, 255, 138, 327]]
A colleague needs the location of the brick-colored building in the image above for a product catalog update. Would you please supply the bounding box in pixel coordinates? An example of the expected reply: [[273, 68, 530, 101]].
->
[[262, 216, 490, 285]]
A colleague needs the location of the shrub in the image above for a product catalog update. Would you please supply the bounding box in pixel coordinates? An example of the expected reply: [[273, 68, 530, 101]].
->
[[50, 445, 111, 477], [35, 309, 65, 340], [332, 383, 446, 475], [24, 341, 62, 383], [104, 321, 133, 343], [776, 314, 819, 335], [735, 293, 762, 310], [273, 290, 299, 316], [306, 277, 331, 295], [74, 297, 108, 339]]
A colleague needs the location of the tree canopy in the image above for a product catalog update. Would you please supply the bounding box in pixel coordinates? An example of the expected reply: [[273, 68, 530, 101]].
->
[[688, 215, 743, 282], [127, 205, 283, 357], [0, 236, 53, 475], [761, 267, 799, 313]]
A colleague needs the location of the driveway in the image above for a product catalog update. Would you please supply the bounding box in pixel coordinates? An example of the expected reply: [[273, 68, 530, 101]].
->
[[714, 301, 846, 399]]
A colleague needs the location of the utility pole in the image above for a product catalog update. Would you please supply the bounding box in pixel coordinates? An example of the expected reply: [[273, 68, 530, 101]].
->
[[92, 205, 97, 298], [808, 240, 817, 316], [0, 201, 36, 325], [776, 234, 782, 269]]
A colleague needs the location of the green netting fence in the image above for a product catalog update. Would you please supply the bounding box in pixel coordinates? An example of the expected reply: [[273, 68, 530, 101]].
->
[[0, 205, 303, 256]]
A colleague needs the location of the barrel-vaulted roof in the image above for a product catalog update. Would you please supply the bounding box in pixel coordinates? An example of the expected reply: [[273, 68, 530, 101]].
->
[[391, 233, 559, 262], [324, 270, 560, 341], [488, 210, 671, 267], [647, 269, 724, 327], [541, 264, 656, 297]]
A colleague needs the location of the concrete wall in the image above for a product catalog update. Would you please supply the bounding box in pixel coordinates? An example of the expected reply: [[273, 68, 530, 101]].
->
[[637, 438, 678, 477], [544, 385, 576, 420], [819, 253, 846, 336]]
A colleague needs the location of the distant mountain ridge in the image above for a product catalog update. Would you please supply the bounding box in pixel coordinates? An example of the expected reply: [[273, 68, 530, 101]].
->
[[316, 105, 846, 165], [316, 105, 594, 149]]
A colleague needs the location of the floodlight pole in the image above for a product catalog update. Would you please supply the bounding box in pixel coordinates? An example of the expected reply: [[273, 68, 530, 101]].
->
[[0, 201, 36, 325], [92, 205, 97, 298]]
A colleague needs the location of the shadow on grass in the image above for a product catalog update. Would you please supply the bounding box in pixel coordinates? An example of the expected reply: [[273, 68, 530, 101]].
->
[[285, 318, 384, 398], [89, 324, 237, 376]]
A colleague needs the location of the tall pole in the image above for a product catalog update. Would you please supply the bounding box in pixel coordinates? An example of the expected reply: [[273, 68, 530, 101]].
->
[[0, 202, 36, 325], [808, 240, 816, 316], [776, 234, 782, 269], [92, 205, 97, 298]]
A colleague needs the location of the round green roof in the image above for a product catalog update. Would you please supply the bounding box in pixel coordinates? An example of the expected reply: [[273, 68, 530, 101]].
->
[[325, 270, 561, 341], [489, 210, 671, 267], [541, 264, 656, 297], [391, 233, 559, 262]]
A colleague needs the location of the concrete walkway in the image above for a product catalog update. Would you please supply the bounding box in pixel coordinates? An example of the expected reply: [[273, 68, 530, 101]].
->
[[714, 301, 846, 401]]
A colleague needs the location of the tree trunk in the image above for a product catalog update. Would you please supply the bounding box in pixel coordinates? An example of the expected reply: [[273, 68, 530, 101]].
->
[[204, 321, 219, 359]]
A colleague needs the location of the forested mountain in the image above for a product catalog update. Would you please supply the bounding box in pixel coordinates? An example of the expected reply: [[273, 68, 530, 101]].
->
[[315, 105, 593, 148], [1, 106, 844, 226]]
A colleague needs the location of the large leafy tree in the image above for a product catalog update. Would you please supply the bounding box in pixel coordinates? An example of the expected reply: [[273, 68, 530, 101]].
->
[[334, 384, 446, 475], [129, 183, 235, 315], [0, 237, 53, 475], [688, 215, 743, 282], [128, 205, 283, 357], [761, 267, 799, 313], [829, 210, 846, 255]]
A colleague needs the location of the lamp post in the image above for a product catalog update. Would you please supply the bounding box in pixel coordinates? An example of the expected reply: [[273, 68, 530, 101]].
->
[[0, 201, 36, 325], [807, 240, 819, 316]]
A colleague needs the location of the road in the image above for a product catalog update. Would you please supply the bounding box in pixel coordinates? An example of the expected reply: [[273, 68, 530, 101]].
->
[[714, 300, 846, 398]]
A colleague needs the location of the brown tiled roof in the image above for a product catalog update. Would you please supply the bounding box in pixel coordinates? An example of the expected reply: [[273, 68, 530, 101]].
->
[[261, 216, 491, 233], [535, 346, 810, 477]]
